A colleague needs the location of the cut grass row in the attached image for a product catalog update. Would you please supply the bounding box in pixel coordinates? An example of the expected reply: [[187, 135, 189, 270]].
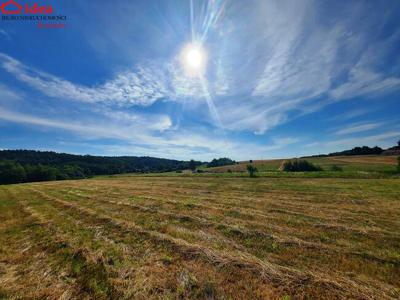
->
[[25, 187, 394, 298], [39, 184, 400, 284], [2, 187, 275, 299], [1, 175, 399, 299]]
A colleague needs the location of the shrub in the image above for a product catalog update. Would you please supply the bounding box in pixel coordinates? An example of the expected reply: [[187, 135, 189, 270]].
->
[[246, 164, 258, 177], [281, 159, 322, 172], [330, 165, 343, 172]]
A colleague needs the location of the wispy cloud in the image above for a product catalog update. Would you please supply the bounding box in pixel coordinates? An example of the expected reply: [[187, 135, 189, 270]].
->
[[100, 109, 173, 132], [2, 0, 400, 137], [0, 0, 399, 154], [0, 53, 169, 106], [0, 83, 21, 101], [0, 106, 293, 160], [0, 29, 10, 39], [211, 0, 400, 133], [328, 108, 372, 122], [0, 52, 210, 107], [330, 64, 400, 101], [334, 122, 383, 135]]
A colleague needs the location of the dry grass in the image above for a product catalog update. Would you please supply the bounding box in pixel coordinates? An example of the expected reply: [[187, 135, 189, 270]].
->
[[328, 155, 398, 165], [0, 175, 399, 299], [206, 155, 398, 173]]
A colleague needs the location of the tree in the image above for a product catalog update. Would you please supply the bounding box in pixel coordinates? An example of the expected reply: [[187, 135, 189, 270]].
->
[[207, 158, 235, 168], [327, 146, 383, 156], [189, 159, 197, 172], [0, 160, 27, 184], [246, 164, 258, 177], [397, 139, 400, 147], [0, 149, 200, 177], [25, 164, 58, 182], [0, 150, 203, 184], [62, 164, 85, 179]]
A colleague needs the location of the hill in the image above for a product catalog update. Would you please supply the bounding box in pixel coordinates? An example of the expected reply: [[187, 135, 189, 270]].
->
[[310, 145, 384, 157], [0, 150, 201, 184], [205, 155, 398, 175]]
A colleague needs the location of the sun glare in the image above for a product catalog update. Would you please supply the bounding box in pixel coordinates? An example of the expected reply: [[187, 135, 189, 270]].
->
[[187, 47, 202, 68], [180, 43, 207, 76]]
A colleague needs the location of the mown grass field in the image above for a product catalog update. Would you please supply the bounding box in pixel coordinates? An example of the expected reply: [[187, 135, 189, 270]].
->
[[1, 164, 399, 299], [205, 155, 398, 176]]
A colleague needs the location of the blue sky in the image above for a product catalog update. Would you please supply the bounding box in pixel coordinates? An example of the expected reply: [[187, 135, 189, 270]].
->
[[0, 0, 399, 161]]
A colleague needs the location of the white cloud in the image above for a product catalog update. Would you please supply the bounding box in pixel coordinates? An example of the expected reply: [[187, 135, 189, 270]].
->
[[212, 0, 400, 133], [100, 109, 173, 132], [334, 122, 382, 135], [1, 0, 399, 137], [150, 115, 172, 132], [330, 66, 400, 101], [0, 52, 211, 108], [0, 106, 296, 160], [0, 53, 169, 106], [328, 108, 372, 121], [0, 83, 21, 101]]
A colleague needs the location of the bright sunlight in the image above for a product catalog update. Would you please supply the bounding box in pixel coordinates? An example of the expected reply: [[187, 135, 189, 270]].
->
[[180, 43, 207, 76]]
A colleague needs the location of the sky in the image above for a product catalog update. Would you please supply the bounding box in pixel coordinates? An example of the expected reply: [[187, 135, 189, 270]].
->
[[0, 0, 399, 161]]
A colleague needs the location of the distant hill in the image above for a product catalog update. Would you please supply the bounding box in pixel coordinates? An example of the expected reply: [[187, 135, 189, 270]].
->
[[307, 146, 384, 157], [381, 146, 400, 156], [306, 141, 400, 158], [0, 150, 202, 185], [205, 155, 398, 174]]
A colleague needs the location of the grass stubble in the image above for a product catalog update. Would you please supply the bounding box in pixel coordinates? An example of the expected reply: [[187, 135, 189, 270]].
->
[[0, 174, 399, 299]]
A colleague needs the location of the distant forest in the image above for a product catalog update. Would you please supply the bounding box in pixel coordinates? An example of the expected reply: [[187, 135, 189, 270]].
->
[[307, 146, 386, 157], [1, 142, 399, 185], [0, 150, 202, 185]]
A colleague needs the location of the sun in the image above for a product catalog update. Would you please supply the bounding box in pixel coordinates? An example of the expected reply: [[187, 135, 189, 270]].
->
[[186, 47, 203, 68], [180, 43, 207, 76]]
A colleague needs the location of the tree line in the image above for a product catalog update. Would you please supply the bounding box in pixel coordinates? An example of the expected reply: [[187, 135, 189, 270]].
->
[[0, 150, 202, 185], [207, 158, 236, 168], [307, 146, 384, 157]]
